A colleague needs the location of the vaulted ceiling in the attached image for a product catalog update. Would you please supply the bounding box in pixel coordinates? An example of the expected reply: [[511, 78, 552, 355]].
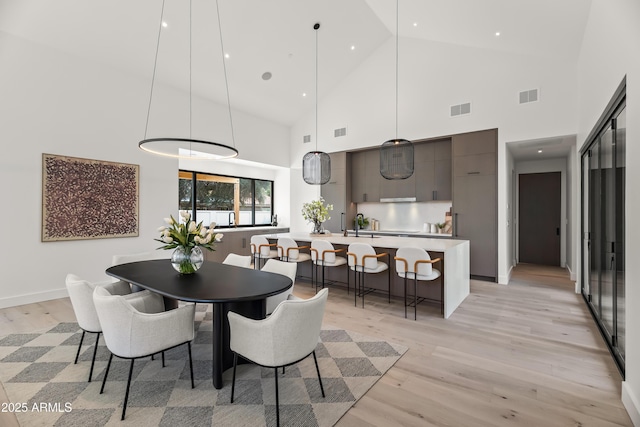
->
[[0, 0, 592, 127]]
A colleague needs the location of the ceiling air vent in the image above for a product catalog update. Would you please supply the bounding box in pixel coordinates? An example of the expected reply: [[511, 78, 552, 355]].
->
[[334, 127, 347, 138], [450, 102, 471, 117], [303, 134, 311, 144], [519, 88, 539, 104]]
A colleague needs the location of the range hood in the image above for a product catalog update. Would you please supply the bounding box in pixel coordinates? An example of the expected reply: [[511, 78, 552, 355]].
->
[[379, 197, 417, 203]]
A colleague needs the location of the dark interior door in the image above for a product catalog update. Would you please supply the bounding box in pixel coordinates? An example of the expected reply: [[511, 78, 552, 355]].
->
[[519, 172, 561, 265]]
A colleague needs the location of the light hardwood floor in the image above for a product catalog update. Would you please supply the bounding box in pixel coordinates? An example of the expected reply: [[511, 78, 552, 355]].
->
[[0, 264, 631, 426]]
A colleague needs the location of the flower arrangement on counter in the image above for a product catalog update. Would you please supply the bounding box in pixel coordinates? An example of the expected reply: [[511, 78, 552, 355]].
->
[[156, 212, 223, 274], [301, 197, 333, 234]]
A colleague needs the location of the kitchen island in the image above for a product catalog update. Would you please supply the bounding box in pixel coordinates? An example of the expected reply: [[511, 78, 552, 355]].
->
[[264, 232, 469, 319]]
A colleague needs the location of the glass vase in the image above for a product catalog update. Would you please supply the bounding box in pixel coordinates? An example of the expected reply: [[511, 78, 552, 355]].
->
[[312, 221, 323, 234], [171, 246, 204, 274]]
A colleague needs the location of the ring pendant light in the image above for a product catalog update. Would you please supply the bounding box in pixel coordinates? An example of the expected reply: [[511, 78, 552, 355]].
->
[[139, 0, 238, 160], [302, 23, 331, 185]]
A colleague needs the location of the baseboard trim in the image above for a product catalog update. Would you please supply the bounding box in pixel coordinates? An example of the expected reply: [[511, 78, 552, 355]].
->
[[0, 288, 68, 310], [566, 265, 576, 281], [622, 381, 640, 426], [498, 265, 513, 285]]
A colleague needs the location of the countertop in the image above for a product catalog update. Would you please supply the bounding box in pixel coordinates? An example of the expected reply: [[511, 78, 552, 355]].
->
[[346, 229, 452, 238], [213, 226, 289, 233]]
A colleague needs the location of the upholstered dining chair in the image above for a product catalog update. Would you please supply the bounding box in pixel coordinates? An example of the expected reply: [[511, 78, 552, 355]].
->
[[250, 235, 278, 269], [261, 259, 297, 315], [276, 237, 311, 264], [394, 247, 442, 320], [228, 288, 329, 427], [93, 286, 196, 420], [65, 274, 133, 382], [310, 239, 347, 292], [223, 253, 252, 268], [347, 242, 390, 308]]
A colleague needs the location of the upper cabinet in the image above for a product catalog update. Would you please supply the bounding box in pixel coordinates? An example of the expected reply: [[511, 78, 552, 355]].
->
[[415, 139, 452, 201], [351, 149, 381, 203], [320, 152, 355, 233]]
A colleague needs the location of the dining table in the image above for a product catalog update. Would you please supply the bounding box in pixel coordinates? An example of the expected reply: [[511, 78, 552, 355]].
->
[[106, 259, 293, 389]]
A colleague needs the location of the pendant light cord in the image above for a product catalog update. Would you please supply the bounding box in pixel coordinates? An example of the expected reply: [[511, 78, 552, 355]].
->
[[395, 0, 399, 140], [143, 0, 167, 140], [315, 23, 319, 152], [189, 0, 193, 141], [216, 0, 236, 149]]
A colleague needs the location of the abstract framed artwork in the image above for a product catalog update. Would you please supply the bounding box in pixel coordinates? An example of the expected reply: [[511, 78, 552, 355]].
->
[[42, 154, 139, 242]]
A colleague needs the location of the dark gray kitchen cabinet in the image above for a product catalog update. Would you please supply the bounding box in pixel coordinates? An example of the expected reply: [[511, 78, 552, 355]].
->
[[415, 139, 452, 201], [351, 149, 380, 203], [321, 152, 355, 233], [452, 129, 497, 281]]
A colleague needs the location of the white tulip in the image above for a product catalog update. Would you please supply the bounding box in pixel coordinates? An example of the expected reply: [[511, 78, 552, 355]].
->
[[163, 229, 171, 237], [195, 236, 203, 244], [188, 221, 196, 233], [215, 233, 223, 242], [180, 211, 190, 221], [157, 226, 166, 232], [163, 236, 173, 243], [200, 227, 207, 237], [209, 222, 216, 229], [164, 217, 173, 225]]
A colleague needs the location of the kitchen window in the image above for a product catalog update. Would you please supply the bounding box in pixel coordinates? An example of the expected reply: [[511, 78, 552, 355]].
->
[[179, 170, 273, 228]]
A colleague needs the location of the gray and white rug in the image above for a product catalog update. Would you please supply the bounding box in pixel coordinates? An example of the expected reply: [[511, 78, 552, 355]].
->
[[0, 304, 406, 426]]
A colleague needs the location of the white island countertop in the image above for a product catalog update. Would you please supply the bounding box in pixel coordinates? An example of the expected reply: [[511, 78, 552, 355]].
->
[[264, 232, 470, 319]]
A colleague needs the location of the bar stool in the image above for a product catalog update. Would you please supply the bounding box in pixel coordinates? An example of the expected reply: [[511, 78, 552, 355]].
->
[[347, 242, 390, 308], [276, 237, 311, 264], [250, 235, 278, 269], [394, 247, 442, 320], [310, 240, 347, 292]]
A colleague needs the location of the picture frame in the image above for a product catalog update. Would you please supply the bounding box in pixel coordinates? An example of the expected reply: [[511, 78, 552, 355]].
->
[[41, 153, 139, 242]]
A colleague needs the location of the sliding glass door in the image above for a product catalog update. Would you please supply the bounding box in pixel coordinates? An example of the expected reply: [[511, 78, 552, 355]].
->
[[581, 95, 625, 374]]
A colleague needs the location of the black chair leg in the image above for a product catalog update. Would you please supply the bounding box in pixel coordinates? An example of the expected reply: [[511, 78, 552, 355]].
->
[[388, 267, 391, 303], [74, 330, 85, 364], [151, 354, 154, 361], [88, 332, 101, 382], [404, 276, 407, 319], [121, 359, 135, 420], [274, 367, 280, 427], [312, 351, 325, 398], [161, 351, 165, 367], [187, 342, 195, 389], [230, 352, 238, 403], [414, 278, 418, 321], [347, 265, 350, 295], [100, 353, 113, 394]]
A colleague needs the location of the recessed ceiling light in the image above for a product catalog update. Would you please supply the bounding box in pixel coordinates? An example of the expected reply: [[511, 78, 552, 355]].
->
[[495, 31, 501, 36], [224, 53, 230, 59], [302, 92, 307, 97], [537, 149, 543, 153], [350, 45, 355, 50], [261, 72, 272, 81], [162, 21, 168, 28], [413, 22, 418, 27]]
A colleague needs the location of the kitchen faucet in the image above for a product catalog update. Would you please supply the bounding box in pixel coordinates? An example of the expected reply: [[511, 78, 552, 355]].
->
[[229, 211, 236, 227], [355, 213, 364, 237]]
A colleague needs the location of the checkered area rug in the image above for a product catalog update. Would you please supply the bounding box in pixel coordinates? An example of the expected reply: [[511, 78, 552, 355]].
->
[[0, 304, 406, 426]]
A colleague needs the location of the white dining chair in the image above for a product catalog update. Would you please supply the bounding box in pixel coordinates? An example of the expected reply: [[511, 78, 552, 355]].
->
[[250, 235, 278, 269], [228, 288, 328, 427], [310, 239, 347, 292], [112, 251, 170, 292], [394, 247, 442, 320], [223, 253, 252, 268], [276, 237, 311, 264], [93, 285, 195, 420], [347, 242, 390, 308], [261, 259, 297, 315], [65, 274, 133, 382]]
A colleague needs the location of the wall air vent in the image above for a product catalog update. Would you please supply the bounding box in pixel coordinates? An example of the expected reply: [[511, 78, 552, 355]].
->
[[334, 127, 347, 138], [303, 134, 311, 143], [519, 88, 539, 104], [450, 102, 471, 117]]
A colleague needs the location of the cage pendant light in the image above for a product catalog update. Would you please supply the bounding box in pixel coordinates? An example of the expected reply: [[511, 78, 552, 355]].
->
[[380, 0, 414, 180], [138, 0, 239, 160], [302, 23, 331, 185]]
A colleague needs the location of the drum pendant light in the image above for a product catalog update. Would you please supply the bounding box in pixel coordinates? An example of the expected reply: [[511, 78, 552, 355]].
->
[[302, 23, 331, 185], [138, 0, 239, 160], [380, 0, 414, 180]]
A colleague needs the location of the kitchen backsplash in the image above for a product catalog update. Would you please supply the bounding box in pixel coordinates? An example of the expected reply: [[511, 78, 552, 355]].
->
[[356, 201, 452, 231]]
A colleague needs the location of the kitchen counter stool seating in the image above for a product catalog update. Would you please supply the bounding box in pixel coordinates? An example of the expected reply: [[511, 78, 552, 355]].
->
[[310, 239, 347, 293], [394, 247, 442, 320], [228, 288, 329, 427], [347, 243, 390, 308], [93, 285, 196, 420], [276, 237, 311, 264], [250, 235, 279, 269], [223, 253, 252, 268], [65, 274, 136, 382], [261, 259, 297, 315]]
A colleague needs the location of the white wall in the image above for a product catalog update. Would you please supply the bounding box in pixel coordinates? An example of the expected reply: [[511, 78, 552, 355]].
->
[[0, 32, 290, 308], [576, 0, 640, 423], [290, 35, 579, 282]]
